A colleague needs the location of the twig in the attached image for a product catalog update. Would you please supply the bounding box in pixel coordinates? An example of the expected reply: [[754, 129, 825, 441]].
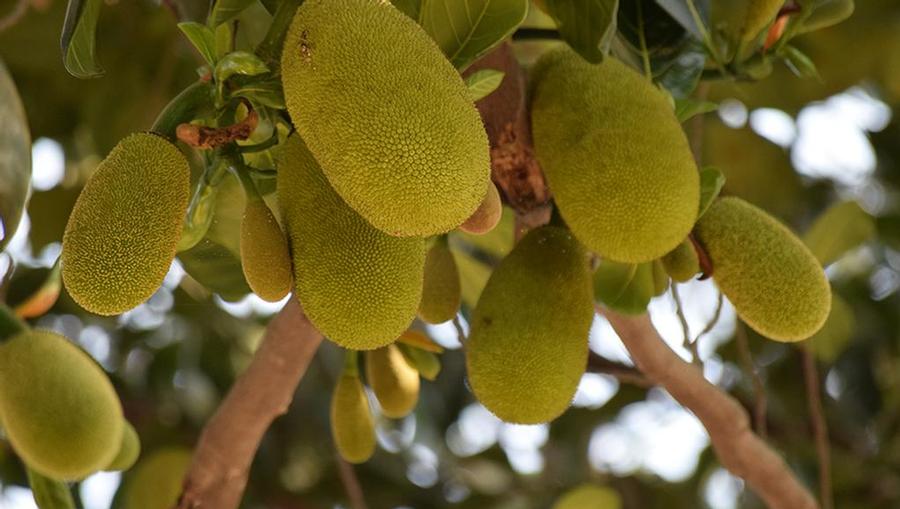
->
[[696, 290, 724, 343], [735, 321, 768, 439], [177, 109, 259, 149], [0, 0, 29, 33], [603, 309, 818, 509], [670, 284, 701, 366], [452, 314, 467, 344], [175, 297, 324, 509], [802, 345, 833, 509], [586, 352, 652, 388], [335, 454, 369, 509]]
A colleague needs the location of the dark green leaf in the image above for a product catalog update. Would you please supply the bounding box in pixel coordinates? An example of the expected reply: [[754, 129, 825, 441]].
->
[[594, 260, 655, 314], [178, 22, 217, 66], [61, 0, 104, 78], [782, 45, 821, 79], [178, 237, 251, 302], [392, 0, 423, 20], [27, 467, 75, 509], [214, 51, 269, 84], [803, 200, 875, 266], [465, 69, 505, 101], [675, 97, 718, 122], [0, 60, 31, 251], [544, 0, 619, 63], [229, 76, 286, 109], [697, 166, 725, 218], [211, 0, 257, 26]]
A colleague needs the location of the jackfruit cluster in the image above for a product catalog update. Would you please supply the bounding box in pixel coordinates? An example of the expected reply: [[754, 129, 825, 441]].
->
[[277, 135, 426, 350], [281, 0, 490, 237], [61, 133, 190, 315], [418, 238, 461, 324], [530, 47, 699, 263], [365, 344, 420, 418], [0, 330, 123, 480], [466, 226, 594, 424], [661, 239, 700, 283], [123, 448, 193, 509], [240, 195, 292, 302], [695, 197, 831, 341], [330, 360, 376, 464]]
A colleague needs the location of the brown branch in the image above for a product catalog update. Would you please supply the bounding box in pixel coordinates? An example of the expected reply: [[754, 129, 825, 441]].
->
[[603, 309, 818, 509], [735, 321, 768, 439], [175, 297, 323, 509], [802, 345, 832, 509], [586, 352, 652, 388], [176, 109, 259, 149], [335, 454, 369, 509]]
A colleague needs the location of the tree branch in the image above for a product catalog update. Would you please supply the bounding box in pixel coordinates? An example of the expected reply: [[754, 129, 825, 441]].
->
[[586, 351, 652, 388], [175, 297, 323, 509], [802, 345, 832, 509]]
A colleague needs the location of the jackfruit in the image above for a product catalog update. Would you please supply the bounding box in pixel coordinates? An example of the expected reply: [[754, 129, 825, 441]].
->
[[277, 135, 426, 350], [553, 484, 622, 509], [418, 239, 461, 324], [661, 239, 700, 282], [365, 344, 420, 418], [466, 226, 593, 424], [106, 421, 141, 472], [331, 361, 376, 464], [0, 330, 123, 480], [123, 448, 192, 509], [281, 0, 490, 237], [399, 344, 442, 381], [61, 133, 190, 315], [695, 197, 831, 341], [531, 48, 699, 263], [460, 183, 502, 235], [240, 195, 292, 302]]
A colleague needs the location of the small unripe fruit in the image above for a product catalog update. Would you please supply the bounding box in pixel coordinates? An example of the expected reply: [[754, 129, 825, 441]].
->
[[123, 448, 192, 509], [399, 345, 442, 381], [695, 197, 831, 341], [661, 239, 700, 282], [651, 260, 670, 296], [105, 421, 141, 471], [0, 330, 123, 480], [240, 197, 292, 302], [62, 133, 190, 315], [418, 239, 461, 324], [365, 344, 420, 418], [459, 183, 503, 235], [466, 226, 593, 424], [553, 484, 622, 509], [330, 370, 376, 464]]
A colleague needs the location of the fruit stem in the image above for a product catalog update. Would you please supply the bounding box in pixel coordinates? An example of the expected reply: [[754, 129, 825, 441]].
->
[[342, 350, 360, 378], [151, 81, 215, 141]]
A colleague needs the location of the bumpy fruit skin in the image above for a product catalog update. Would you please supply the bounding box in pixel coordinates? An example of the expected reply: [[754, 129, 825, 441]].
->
[[124, 448, 192, 509], [661, 239, 700, 282], [281, 0, 490, 237], [466, 226, 593, 424], [531, 48, 699, 263], [62, 133, 190, 315], [418, 240, 461, 324], [695, 197, 831, 341], [460, 184, 503, 235], [553, 484, 622, 509], [330, 374, 376, 464], [105, 421, 141, 471], [240, 198, 292, 302], [0, 330, 123, 480], [277, 136, 426, 349], [365, 344, 420, 418]]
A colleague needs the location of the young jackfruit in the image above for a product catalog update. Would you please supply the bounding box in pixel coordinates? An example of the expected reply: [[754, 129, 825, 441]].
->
[[281, 0, 490, 237], [61, 133, 190, 315], [105, 421, 141, 472], [553, 484, 622, 509], [466, 226, 594, 424], [365, 344, 420, 418], [460, 183, 502, 235], [277, 135, 426, 350], [399, 344, 442, 381], [661, 239, 700, 282], [695, 197, 831, 341], [418, 239, 461, 324], [123, 448, 192, 509], [331, 361, 376, 464], [531, 48, 699, 263], [0, 330, 123, 480], [240, 196, 292, 302]]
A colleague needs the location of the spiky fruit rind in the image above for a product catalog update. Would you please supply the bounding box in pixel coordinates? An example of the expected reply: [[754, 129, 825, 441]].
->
[[62, 133, 190, 315], [365, 344, 420, 418], [661, 239, 700, 282], [106, 421, 141, 472], [281, 0, 490, 237], [330, 374, 376, 464], [240, 199, 292, 302], [460, 184, 503, 235], [553, 484, 622, 509], [418, 241, 461, 324], [531, 48, 699, 263], [696, 197, 831, 341], [0, 330, 123, 480], [466, 226, 593, 424], [124, 448, 192, 509], [277, 136, 425, 350]]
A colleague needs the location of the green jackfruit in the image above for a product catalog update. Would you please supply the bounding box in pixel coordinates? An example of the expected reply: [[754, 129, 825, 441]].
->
[[281, 0, 490, 237], [62, 133, 190, 315], [331, 367, 376, 464], [124, 448, 192, 509], [695, 197, 831, 341], [106, 421, 141, 472], [531, 48, 699, 263], [460, 183, 503, 235], [419, 239, 461, 324], [466, 226, 593, 424], [399, 344, 442, 381], [240, 197, 292, 302], [0, 330, 123, 480], [365, 344, 420, 418], [594, 260, 656, 315], [553, 484, 622, 509], [277, 135, 426, 349], [661, 239, 700, 282]]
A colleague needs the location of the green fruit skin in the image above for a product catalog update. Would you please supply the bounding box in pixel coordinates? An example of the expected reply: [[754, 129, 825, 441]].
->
[[277, 135, 426, 350], [695, 197, 831, 341], [62, 133, 190, 315], [418, 241, 461, 324], [281, 0, 490, 237], [105, 421, 141, 472], [330, 374, 376, 464], [460, 183, 503, 235], [553, 484, 623, 509], [531, 48, 699, 263], [661, 239, 700, 283], [124, 448, 192, 509], [0, 330, 123, 480], [399, 345, 442, 381], [365, 344, 420, 419], [240, 198, 293, 302], [466, 226, 594, 424], [651, 260, 670, 296]]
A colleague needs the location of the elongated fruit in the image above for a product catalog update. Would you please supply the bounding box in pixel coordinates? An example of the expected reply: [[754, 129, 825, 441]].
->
[[277, 135, 426, 349], [62, 133, 190, 315], [418, 239, 461, 324], [124, 448, 192, 509], [366, 344, 420, 418], [695, 197, 831, 341], [531, 48, 699, 263], [281, 0, 490, 237], [240, 197, 292, 302], [331, 368, 376, 464], [0, 330, 123, 480], [466, 226, 593, 424]]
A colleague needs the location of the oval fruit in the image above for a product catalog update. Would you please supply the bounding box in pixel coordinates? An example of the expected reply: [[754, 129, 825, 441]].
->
[[123, 448, 192, 509], [365, 344, 420, 418], [106, 421, 141, 472], [418, 239, 461, 324], [331, 370, 376, 464], [459, 183, 502, 235], [240, 197, 292, 302], [661, 239, 700, 282]]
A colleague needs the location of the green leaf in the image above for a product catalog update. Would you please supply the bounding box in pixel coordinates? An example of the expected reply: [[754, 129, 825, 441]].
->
[[398, 344, 442, 380], [214, 51, 270, 84], [228, 76, 286, 109], [211, 0, 257, 26], [178, 22, 217, 66], [178, 237, 252, 302], [543, 0, 619, 63], [465, 69, 505, 101], [803, 200, 875, 266], [804, 293, 854, 363], [420, 0, 528, 70], [594, 260, 655, 315], [782, 45, 821, 80], [61, 0, 104, 78], [392, 0, 423, 20], [697, 166, 725, 219], [27, 467, 75, 509], [0, 60, 31, 252], [674, 96, 718, 122]]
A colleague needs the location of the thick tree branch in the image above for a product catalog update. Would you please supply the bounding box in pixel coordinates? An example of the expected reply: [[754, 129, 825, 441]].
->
[[175, 297, 323, 509]]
